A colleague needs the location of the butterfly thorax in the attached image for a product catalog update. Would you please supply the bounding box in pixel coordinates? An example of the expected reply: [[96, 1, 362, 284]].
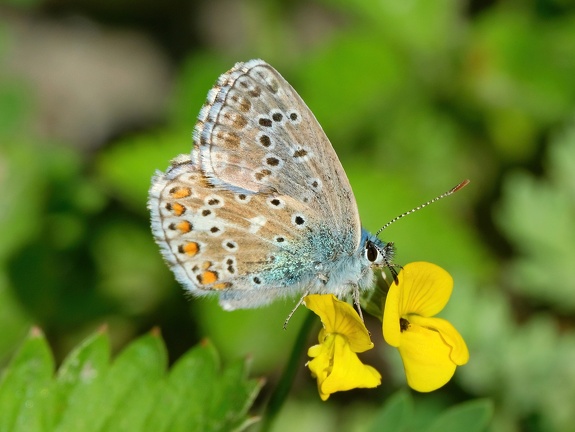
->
[[281, 227, 394, 296]]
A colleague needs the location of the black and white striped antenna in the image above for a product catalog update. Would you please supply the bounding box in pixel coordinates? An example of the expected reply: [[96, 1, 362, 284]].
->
[[375, 179, 470, 237]]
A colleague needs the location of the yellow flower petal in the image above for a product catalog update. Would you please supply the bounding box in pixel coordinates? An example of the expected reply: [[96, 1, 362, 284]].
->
[[397, 262, 453, 317], [382, 262, 469, 392], [323, 334, 381, 392], [304, 294, 373, 352], [307, 336, 334, 400], [308, 334, 381, 400], [409, 315, 469, 365], [305, 295, 381, 400], [382, 276, 401, 347], [397, 321, 456, 392]]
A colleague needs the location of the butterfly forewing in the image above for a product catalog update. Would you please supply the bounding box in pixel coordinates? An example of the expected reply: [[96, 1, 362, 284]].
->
[[194, 60, 361, 246]]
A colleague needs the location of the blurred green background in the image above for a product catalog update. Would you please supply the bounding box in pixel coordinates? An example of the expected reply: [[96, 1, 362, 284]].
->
[[1, 0, 575, 430]]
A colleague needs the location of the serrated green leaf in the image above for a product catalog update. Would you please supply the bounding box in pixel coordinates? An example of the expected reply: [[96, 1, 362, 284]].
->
[[209, 358, 263, 432], [103, 379, 163, 432], [90, 331, 168, 432], [137, 381, 174, 432], [156, 340, 261, 432], [162, 340, 220, 432], [53, 329, 110, 431], [425, 399, 493, 432], [0, 328, 54, 432], [0, 327, 261, 432], [368, 390, 413, 432]]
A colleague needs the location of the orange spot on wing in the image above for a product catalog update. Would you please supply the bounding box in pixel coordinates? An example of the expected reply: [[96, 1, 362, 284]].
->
[[171, 187, 192, 199], [182, 242, 199, 256], [200, 271, 218, 285], [177, 221, 192, 233], [171, 203, 186, 216]]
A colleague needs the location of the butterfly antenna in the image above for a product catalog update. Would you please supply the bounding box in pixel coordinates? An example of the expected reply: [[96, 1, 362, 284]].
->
[[374, 179, 470, 237]]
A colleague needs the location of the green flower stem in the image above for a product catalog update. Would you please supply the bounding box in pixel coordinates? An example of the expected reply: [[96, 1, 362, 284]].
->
[[260, 309, 318, 431]]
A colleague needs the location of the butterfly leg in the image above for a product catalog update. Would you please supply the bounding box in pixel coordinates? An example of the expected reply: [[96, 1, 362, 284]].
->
[[352, 285, 364, 322], [283, 291, 309, 330], [388, 264, 402, 285]]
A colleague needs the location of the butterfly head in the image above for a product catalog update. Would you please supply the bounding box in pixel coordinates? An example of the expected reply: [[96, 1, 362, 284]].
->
[[365, 238, 395, 268], [360, 230, 395, 270], [357, 231, 398, 287]]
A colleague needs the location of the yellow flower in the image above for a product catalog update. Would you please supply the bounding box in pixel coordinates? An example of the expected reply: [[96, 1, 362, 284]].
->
[[305, 294, 381, 400], [383, 262, 469, 392]]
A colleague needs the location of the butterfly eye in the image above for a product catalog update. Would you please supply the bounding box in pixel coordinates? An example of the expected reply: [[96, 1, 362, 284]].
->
[[365, 241, 380, 263]]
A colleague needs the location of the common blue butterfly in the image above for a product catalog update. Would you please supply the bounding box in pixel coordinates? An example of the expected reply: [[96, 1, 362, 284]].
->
[[148, 60, 466, 316]]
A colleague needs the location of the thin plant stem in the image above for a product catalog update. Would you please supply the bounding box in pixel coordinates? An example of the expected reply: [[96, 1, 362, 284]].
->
[[259, 309, 318, 431]]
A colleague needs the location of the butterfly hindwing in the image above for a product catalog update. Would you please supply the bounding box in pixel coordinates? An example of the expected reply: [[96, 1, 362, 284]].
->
[[150, 154, 337, 308]]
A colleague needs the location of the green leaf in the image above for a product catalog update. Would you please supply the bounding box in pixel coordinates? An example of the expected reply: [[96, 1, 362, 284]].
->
[[160, 340, 262, 432], [53, 329, 111, 431], [425, 399, 493, 432], [93, 330, 168, 432], [368, 390, 413, 432], [0, 328, 54, 432], [161, 339, 220, 432], [209, 358, 262, 432], [0, 329, 261, 432]]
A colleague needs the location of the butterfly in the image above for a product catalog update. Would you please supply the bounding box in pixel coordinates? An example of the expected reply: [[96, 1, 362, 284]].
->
[[148, 59, 464, 315]]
